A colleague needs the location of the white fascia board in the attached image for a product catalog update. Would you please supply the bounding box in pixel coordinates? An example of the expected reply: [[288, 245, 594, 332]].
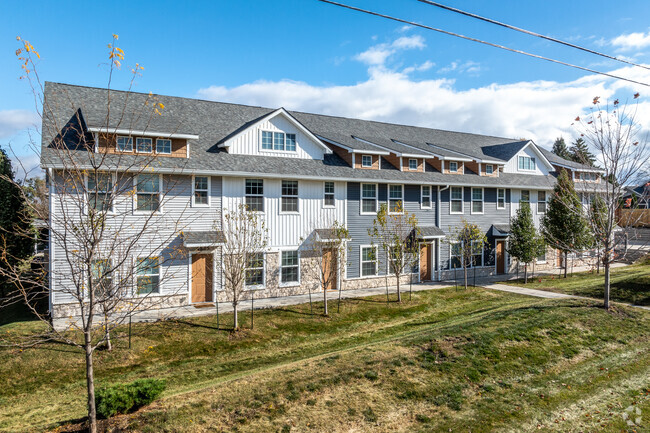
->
[[420, 234, 446, 239], [44, 163, 557, 190], [221, 108, 332, 153], [185, 242, 224, 248], [552, 162, 605, 174], [318, 135, 389, 155], [354, 137, 435, 158], [87, 127, 199, 140], [520, 141, 554, 170]]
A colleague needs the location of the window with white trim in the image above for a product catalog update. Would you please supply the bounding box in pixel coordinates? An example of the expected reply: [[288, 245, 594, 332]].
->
[[497, 188, 506, 209], [117, 136, 133, 152], [449, 161, 458, 173], [537, 251, 547, 263], [537, 191, 547, 213], [518, 156, 536, 171], [450, 242, 462, 269], [261, 131, 273, 150], [245, 253, 264, 286], [408, 159, 417, 170], [87, 172, 113, 212], [281, 180, 299, 212], [193, 176, 209, 206], [361, 155, 372, 167], [324, 182, 335, 207], [136, 257, 160, 294], [136, 174, 160, 212], [285, 133, 296, 151], [471, 241, 483, 267], [485, 164, 494, 175], [450, 186, 463, 213], [91, 259, 113, 297], [136, 137, 153, 153], [387, 245, 404, 275], [156, 138, 171, 154], [471, 188, 483, 214], [361, 246, 377, 276], [281, 251, 299, 284], [245, 179, 264, 212], [361, 184, 377, 214], [521, 190, 530, 204], [389, 184, 403, 213], [273, 132, 284, 150], [421, 185, 432, 208]]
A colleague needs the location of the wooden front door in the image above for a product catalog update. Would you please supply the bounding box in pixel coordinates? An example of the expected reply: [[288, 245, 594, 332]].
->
[[420, 243, 432, 281], [496, 241, 505, 274], [191, 253, 213, 303], [323, 248, 337, 291], [556, 249, 563, 268]]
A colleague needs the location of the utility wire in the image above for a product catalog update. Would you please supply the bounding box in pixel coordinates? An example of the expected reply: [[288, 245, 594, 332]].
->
[[417, 0, 650, 72], [317, 0, 650, 88]]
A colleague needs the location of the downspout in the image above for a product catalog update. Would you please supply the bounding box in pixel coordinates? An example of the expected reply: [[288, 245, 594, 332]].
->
[[437, 185, 450, 281], [48, 167, 54, 317]]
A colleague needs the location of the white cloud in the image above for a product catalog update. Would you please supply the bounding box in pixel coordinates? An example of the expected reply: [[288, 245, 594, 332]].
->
[[402, 60, 435, 74], [438, 60, 481, 75], [610, 31, 650, 51], [0, 110, 39, 139], [197, 39, 650, 150], [354, 35, 425, 66]]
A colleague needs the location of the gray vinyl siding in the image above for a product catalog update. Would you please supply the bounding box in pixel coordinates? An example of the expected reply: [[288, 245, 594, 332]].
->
[[439, 187, 511, 270], [51, 173, 223, 305], [347, 182, 437, 278]]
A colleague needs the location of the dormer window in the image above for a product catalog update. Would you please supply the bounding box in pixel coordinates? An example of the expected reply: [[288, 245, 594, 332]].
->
[[578, 172, 598, 182], [116, 136, 133, 152], [156, 138, 171, 154], [361, 155, 372, 167], [485, 164, 494, 175], [260, 131, 297, 152], [518, 156, 536, 171], [449, 161, 458, 173], [408, 159, 417, 170], [136, 138, 153, 153]]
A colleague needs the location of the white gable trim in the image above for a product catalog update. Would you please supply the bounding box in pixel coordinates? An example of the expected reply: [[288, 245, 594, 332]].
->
[[517, 141, 554, 170], [220, 108, 331, 153], [87, 127, 199, 140], [426, 143, 505, 164], [318, 135, 390, 155], [351, 137, 433, 158], [551, 161, 605, 174]]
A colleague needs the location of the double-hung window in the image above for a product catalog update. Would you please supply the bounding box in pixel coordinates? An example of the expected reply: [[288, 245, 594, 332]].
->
[[408, 159, 418, 170], [388, 245, 403, 275], [518, 156, 536, 171], [537, 191, 547, 213], [156, 138, 171, 154], [361, 246, 377, 276], [273, 132, 285, 150], [449, 161, 458, 173], [136, 137, 153, 153], [521, 190, 530, 205], [361, 184, 377, 214], [285, 134, 296, 151], [324, 182, 335, 207], [421, 185, 432, 209], [389, 185, 403, 214], [136, 174, 160, 212], [245, 253, 264, 286], [281, 251, 299, 284], [261, 131, 273, 150], [471, 241, 483, 267], [117, 136, 133, 151], [193, 176, 209, 206], [497, 188, 506, 209], [281, 180, 299, 212], [485, 164, 494, 175], [450, 186, 463, 213], [91, 259, 113, 298], [471, 188, 483, 214], [450, 242, 462, 269], [87, 172, 113, 212], [245, 179, 264, 212], [361, 155, 372, 167], [136, 257, 160, 294]]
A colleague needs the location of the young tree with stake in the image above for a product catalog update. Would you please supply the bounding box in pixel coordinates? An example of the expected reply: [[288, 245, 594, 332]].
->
[[447, 219, 487, 290]]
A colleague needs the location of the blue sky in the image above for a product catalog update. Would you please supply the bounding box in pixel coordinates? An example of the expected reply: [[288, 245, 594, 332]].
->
[[2, 0, 650, 176]]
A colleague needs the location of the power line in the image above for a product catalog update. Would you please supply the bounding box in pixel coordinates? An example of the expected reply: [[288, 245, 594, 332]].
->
[[417, 0, 650, 72], [317, 0, 650, 88]]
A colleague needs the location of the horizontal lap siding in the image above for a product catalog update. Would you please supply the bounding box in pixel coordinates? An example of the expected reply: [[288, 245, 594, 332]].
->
[[51, 172, 222, 305]]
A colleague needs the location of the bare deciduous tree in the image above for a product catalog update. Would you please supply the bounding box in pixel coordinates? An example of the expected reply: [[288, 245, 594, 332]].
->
[[447, 219, 487, 289]]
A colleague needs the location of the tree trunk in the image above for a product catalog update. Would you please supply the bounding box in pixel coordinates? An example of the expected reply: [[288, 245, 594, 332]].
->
[[604, 262, 611, 309], [396, 274, 401, 303], [564, 251, 568, 278], [84, 334, 97, 433], [463, 266, 468, 290], [524, 263, 528, 284], [597, 249, 600, 274], [323, 283, 328, 316], [233, 301, 239, 330]]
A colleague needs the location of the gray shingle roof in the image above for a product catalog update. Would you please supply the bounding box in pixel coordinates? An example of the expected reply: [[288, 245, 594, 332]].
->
[[490, 224, 511, 237], [40, 82, 600, 190], [183, 230, 225, 247], [418, 226, 446, 238]]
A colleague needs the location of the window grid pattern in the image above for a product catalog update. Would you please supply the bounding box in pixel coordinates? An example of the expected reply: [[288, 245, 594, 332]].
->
[[449, 162, 458, 172], [281, 180, 299, 212], [324, 182, 335, 207], [88, 172, 113, 212], [389, 185, 403, 213], [485, 165, 494, 175], [136, 137, 153, 153], [521, 190, 530, 203], [537, 191, 546, 213], [245, 253, 264, 286], [117, 136, 133, 151], [518, 156, 536, 170], [194, 176, 209, 205], [361, 246, 377, 276], [281, 251, 299, 283], [361, 184, 377, 213], [261, 131, 273, 150], [156, 138, 172, 154], [409, 159, 417, 170], [137, 257, 160, 294], [361, 155, 372, 167], [421, 185, 431, 208], [497, 189, 506, 209], [471, 188, 483, 213], [245, 179, 264, 212], [136, 174, 160, 211], [450, 186, 463, 213]]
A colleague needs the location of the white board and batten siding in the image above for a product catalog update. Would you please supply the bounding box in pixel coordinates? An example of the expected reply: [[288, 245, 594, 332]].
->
[[503, 145, 551, 176], [50, 172, 222, 305], [509, 188, 547, 229], [222, 177, 346, 249], [226, 114, 327, 160]]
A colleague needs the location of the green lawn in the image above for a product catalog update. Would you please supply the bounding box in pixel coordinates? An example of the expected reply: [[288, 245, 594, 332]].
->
[[1, 287, 649, 432], [504, 262, 650, 306]]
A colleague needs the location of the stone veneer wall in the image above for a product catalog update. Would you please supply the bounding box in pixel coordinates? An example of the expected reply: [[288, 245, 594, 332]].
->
[[51, 294, 188, 321]]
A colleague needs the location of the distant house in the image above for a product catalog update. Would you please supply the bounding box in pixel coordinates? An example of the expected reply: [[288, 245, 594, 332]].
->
[[41, 82, 607, 319], [623, 180, 650, 209]]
